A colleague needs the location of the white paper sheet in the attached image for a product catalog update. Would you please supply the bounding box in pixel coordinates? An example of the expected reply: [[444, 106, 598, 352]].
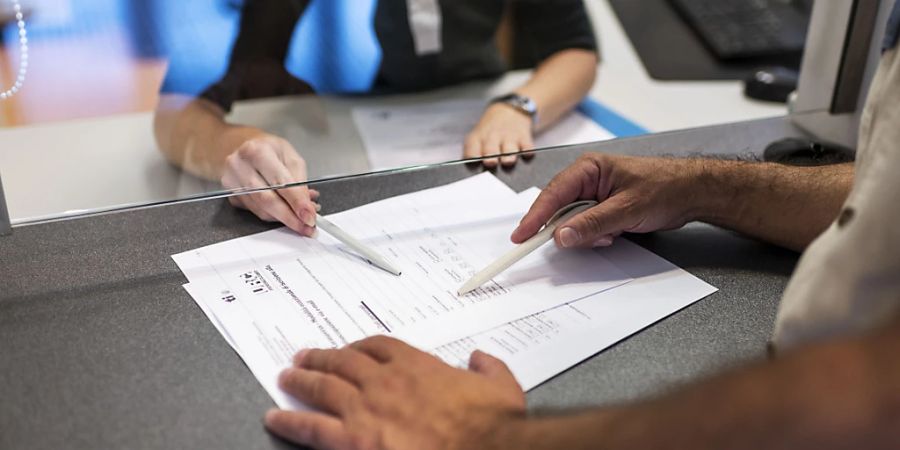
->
[[184, 281, 309, 410], [173, 174, 632, 351], [178, 184, 716, 408], [429, 188, 717, 388], [434, 238, 718, 390], [352, 100, 616, 170]]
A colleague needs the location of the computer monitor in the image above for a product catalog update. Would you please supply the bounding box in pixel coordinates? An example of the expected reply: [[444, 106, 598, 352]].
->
[[790, 0, 895, 148]]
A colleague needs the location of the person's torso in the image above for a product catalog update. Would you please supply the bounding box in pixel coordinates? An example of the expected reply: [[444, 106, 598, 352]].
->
[[772, 0, 900, 349], [371, 0, 508, 92]]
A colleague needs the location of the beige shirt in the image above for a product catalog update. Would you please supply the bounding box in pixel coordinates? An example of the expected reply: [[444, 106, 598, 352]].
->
[[773, 48, 900, 349]]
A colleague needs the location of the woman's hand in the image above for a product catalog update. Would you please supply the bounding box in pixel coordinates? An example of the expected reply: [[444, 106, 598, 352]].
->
[[220, 128, 319, 236], [464, 103, 535, 168]]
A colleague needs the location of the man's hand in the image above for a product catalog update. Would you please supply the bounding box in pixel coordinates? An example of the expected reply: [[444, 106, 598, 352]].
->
[[464, 103, 535, 169], [221, 129, 319, 236], [512, 153, 707, 248], [264, 336, 526, 450]]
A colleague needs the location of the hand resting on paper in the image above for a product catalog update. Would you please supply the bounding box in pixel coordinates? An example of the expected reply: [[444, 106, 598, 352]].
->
[[220, 128, 320, 237], [464, 103, 536, 169], [154, 94, 321, 237], [463, 49, 599, 169], [264, 336, 526, 450]]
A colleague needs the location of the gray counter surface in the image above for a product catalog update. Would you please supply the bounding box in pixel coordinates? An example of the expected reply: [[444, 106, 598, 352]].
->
[[0, 117, 808, 449]]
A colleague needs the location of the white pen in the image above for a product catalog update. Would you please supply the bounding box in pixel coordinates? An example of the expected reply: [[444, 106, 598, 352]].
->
[[315, 214, 402, 276], [457, 200, 598, 295]]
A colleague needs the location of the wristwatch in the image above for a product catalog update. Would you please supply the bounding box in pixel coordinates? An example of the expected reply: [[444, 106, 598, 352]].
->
[[490, 93, 539, 128]]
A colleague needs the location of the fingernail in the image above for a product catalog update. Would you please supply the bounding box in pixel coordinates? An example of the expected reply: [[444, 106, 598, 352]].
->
[[299, 210, 316, 227], [277, 368, 293, 386], [293, 349, 309, 366], [264, 408, 279, 425], [559, 227, 580, 248], [314, 203, 322, 212], [300, 225, 316, 238], [592, 237, 613, 247]]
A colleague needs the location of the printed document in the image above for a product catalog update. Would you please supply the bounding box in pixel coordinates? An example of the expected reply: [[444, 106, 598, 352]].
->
[[173, 176, 716, 409], [352, 99, 615, 170], [173, 174, 632, 351], [433, 229, 718, 389]]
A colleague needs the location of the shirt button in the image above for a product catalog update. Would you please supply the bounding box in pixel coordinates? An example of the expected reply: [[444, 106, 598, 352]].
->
[[837, 207, 855, 228]]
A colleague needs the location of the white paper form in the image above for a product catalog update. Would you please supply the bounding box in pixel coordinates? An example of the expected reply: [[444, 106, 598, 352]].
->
[[352, 99, 616, 170], [428, 189, 717, 389], [184, 281, 308, 410], [181, 190, 716, 408], [173, 174, 632, 351], [183, 239, 716, 407], [434, 238, 718, 390]]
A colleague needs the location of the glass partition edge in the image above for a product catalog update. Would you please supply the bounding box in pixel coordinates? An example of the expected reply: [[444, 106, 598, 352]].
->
[[7, 144, 582, 229], [0, 171, 10, 236], [5, 153, 498, 228]]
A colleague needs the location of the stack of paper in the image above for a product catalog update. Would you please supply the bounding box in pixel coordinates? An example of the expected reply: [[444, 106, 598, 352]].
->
[[173, 174, 716, 409]]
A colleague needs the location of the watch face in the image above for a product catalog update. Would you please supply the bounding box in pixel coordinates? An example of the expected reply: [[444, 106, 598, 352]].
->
[[509, 95, 536, 116], [521, 98, 537, 115], [492, 93, 538, 123]]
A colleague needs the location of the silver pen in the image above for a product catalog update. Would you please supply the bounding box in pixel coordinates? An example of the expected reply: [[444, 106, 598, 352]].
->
[[457, 200, 598, 295], [316, 214, 402, 276]]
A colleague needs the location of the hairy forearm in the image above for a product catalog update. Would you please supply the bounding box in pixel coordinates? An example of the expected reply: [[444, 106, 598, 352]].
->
[[515, 49, 598, 131], [153, 96, 255, 181], [498, 317, 900, 450], [689, 160, 853, 251]]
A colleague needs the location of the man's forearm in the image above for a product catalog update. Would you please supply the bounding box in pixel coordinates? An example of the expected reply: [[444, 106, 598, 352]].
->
[[515, 49, 598, 131], [689, 160, 853, 251], [493, 316, 900, 450]]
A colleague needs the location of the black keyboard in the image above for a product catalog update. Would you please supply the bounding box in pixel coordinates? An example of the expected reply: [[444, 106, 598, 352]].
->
[[669, 0, 809, 60]]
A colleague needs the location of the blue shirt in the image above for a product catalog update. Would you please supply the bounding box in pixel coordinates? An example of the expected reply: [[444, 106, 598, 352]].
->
[[160, 0, 598, 108], [885, 0, 900, 51]]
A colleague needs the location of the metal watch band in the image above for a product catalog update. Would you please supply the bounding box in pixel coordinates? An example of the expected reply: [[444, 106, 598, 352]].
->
[[490, 93, 539, 127]]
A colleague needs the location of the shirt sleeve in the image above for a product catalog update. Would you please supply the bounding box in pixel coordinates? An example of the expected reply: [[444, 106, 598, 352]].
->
[[199, 0, 314, 112], [510, 0, 599, 68], [884, 0, 900, 52]]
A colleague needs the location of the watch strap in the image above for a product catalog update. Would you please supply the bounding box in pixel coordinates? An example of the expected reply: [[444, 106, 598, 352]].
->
[[489, 93, 539, 127]]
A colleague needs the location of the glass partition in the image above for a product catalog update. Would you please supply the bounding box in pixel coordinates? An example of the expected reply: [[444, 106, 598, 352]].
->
[[1, 0, 795, 228]]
